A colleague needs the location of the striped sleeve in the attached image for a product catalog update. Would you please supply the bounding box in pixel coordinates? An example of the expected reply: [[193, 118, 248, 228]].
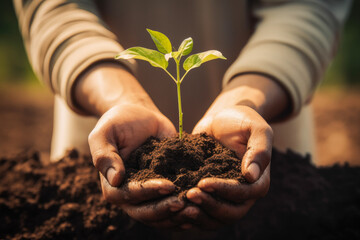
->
[[223, 0, 352, 116], [13, 0, 136, 113]]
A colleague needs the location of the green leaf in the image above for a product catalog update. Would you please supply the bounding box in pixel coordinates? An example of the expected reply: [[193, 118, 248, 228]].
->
[[183, 50, 226, 71], [178, 37, 193, 57], [146, 29, 172, 54], [172, 38, 193, 61], [115, 47, 168, 69]]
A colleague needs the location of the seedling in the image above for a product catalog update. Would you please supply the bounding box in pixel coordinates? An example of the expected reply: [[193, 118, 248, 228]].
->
[[115, 29, 226, 139]]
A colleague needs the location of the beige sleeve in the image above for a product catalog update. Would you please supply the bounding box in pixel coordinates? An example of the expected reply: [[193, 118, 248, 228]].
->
[[223, 0, 352, 116], [13, 0, 136, 113]]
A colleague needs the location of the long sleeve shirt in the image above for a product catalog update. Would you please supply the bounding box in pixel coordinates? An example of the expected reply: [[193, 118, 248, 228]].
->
[[13, 0, 351, 131]]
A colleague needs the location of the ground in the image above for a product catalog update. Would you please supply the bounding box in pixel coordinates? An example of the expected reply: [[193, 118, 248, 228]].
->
[[1, 84, 359, 166]]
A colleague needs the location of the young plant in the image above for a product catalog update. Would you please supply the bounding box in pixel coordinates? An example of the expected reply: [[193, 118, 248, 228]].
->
[[115, 29, 226, 139]]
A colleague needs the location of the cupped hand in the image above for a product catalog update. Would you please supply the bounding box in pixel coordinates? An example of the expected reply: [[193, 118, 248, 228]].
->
[[182, 105, 272, 229], [88, 104, 186, 227]]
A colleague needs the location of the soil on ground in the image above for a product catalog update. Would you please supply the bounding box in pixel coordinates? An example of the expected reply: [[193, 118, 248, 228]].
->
[[0, 149, 359, 240]]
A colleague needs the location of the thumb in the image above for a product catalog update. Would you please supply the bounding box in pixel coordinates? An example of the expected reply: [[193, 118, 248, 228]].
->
[[192, 117, 213, 134], [242, 126, 273, 183], [88, 130, 125, 187]]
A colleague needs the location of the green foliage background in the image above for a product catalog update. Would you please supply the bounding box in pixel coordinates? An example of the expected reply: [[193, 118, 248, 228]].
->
[[0, 1, 37, 85], [0, 1, 359, 87]]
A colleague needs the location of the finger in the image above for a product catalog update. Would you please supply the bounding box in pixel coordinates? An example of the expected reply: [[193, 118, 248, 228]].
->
[[89, 128, 125, 187], [241, 125, 273, 183], [196, 168, 270, 202], [192, 117, 213, 135], [142, 206, 198, 230], [187, 188, 255, 223], [172, 205, 223, 230], [101, 175, 176, 205], [123, 196, 185, 222], [170, 205, 200, 224], [156, 116, 177, 139]]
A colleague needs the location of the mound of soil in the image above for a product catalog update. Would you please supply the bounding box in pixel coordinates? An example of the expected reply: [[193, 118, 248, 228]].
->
[[0, 148, 359, 239], [125, 133, 245, 197]]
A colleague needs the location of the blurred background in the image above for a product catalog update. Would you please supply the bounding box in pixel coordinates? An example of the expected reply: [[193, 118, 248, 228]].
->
[[0, 1, 359, 165]]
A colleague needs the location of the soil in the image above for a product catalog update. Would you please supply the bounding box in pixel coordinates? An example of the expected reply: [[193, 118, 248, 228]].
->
[[125, 133, 245, 198], [1, 149, 359, 239]]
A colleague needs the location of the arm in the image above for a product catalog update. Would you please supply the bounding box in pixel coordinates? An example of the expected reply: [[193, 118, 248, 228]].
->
[[12, 0, 135, 112], [223, 0, 352, 116], [182, 0, 351, 229], [13, 0, 185, 227]]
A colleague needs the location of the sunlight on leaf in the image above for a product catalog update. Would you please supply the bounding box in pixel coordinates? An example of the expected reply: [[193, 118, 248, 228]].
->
[[165, 53, 172, 61], [147, 29, 172, 54], [115, 47, 168, 69], [183, 50, 226, 72], [171, 51, 181, 60], [177, 37, 193, 58]]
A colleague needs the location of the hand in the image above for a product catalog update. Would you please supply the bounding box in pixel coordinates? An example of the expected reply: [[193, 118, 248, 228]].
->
[[182, 105, 272, 229], [74, 62, 187, 227], [175, 74, 288, 229], [88, 103, 187, 226]]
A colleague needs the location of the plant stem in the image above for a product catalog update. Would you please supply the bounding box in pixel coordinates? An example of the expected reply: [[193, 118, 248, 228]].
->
[[163, 69, 177, 83], [176, 61, 183, 139]]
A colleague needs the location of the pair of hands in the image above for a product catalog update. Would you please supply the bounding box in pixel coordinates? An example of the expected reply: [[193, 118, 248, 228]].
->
[[88, 103, 272, 230], [76, 64, 285, 230]]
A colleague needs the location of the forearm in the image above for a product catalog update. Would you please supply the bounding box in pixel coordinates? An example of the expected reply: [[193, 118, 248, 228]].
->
[[74, 62, 157, 117], [205, 74, 290, 122], [13, 0, 135, 113], [223, 0, 351, 117]]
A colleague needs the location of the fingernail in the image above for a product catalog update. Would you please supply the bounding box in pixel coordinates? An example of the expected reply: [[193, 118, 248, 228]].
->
[[106, 167, 117, 186], [159, 188, 173, 195], [247, 163, 260, 182], [200, 186, 214, 193], [189, 196, 202, 205]]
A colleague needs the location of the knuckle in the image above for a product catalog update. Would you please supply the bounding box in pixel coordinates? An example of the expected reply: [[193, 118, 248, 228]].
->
[[88, 128, 99, 144], [91, 150, 108, 170], [264, 125, 273, 138], [258, 123, 273, 137], [256, 148, 271, 163]]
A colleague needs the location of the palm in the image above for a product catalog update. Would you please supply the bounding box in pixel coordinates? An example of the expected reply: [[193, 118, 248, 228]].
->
[[180, 106, 273, 229]]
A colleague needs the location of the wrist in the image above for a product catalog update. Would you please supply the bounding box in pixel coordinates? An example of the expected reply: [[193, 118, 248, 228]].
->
[[206, 74, 290, 122], [73, 62, 157, 116]]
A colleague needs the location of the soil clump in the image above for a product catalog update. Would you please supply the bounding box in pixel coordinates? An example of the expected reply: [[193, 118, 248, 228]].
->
[[125, 133, 245, 197]]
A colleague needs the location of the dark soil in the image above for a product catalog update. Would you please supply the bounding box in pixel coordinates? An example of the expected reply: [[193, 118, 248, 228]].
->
[[125, 133, 245, 198], [1, 149, 359, 240]]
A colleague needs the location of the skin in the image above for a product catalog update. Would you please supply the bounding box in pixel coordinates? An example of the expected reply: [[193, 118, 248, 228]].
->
[[74, 62, 289, 229], [75, 62, 185, 225], [181, 74, 289, 229]]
